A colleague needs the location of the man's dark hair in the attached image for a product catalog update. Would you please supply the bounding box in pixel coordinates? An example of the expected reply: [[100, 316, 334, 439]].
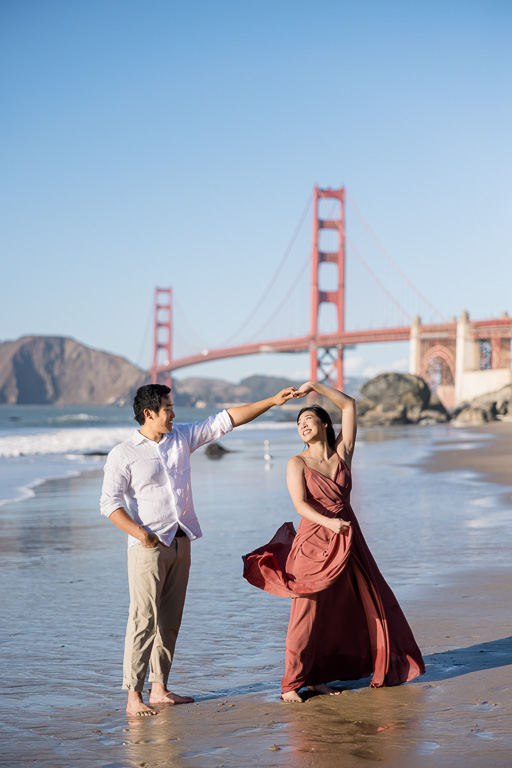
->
[[297, 405, 336, 448], [133, 384, 171, 426]]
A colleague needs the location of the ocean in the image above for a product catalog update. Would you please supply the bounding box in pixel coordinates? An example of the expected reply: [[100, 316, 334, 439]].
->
[[1, 404, 511, 767]]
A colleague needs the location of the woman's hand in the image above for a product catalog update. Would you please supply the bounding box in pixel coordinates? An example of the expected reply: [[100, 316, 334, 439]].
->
[[293, 381, 316, 399], [326, 518, 351, 535], [272, 387, 297, 406]]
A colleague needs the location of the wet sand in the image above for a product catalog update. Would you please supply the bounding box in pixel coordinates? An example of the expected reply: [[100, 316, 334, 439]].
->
[[421, 419, 512, 500], [1, 423, 511, 767]]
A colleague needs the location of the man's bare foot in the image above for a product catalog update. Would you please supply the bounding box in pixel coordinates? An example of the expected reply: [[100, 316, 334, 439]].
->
[[149, 683, 194, 706], [126, 691, 157, 716], [281, 690, 304, 703], [307, 683, 341, 696]]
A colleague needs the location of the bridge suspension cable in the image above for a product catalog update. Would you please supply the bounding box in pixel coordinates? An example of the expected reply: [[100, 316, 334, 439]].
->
[[345, 190, 446, 321], [218, 191, 313, 348], [174, 295, 211, 352], [245, 252, 310, 343], [136, 301, 154, 369], [345, 234, 413, 322]]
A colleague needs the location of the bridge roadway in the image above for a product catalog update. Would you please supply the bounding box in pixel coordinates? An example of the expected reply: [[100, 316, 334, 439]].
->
[[155, 323, 428, 374], [154, 317, 512, 375]]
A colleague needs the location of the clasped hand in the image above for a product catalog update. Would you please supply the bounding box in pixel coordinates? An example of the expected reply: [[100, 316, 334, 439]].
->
[[273, 381, 316, 405], [329, 518, 351, 535], [292, 381, 315, 399]]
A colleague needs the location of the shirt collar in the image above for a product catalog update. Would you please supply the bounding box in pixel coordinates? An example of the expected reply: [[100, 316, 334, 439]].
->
[[131, 429, 172, 446], [131, 430, 146, 445]]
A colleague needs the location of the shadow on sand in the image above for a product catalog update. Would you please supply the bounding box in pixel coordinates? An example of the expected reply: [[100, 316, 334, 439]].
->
[[420, 636, 512, 683], [192, 637, 512, 702]]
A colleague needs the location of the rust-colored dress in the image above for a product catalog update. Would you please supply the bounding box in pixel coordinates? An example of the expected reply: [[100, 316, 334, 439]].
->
[[242, 456, 425, 694]]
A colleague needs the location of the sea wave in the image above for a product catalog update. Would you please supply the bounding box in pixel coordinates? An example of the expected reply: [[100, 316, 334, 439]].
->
[[236, 420, 299, 430], [47, 413, 101, 425], [0, 426, 133, 458]]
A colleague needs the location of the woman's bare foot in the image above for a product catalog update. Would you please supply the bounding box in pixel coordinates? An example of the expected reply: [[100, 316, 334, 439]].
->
[[281, 690, 304, 703], [126, 691, 157, 716], [307, 683, 341, 696], [149, 683, 194, 705]]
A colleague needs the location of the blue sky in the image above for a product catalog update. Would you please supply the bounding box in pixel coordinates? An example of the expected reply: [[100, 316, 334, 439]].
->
[[1, 0, 510, 383]]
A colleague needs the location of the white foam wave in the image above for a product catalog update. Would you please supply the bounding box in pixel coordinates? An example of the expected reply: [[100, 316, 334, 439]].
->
[[0, 426, 133, 458], [47, 413, 101, 425], [236, 421, 301, 431]]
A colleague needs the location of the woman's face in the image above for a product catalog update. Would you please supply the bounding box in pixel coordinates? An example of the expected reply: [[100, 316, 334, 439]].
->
[[297, 410, 326, 443]]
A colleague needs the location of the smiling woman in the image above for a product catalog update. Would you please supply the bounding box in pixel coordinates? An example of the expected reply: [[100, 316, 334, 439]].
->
[[243, 380, 425, 702]]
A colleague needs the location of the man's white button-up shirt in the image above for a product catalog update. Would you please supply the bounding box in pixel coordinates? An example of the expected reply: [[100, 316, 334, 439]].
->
[[100, 410, 233, 548]]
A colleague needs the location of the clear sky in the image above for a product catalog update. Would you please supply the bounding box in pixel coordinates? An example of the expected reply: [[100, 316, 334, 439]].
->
[[1, 0, 510, 383]]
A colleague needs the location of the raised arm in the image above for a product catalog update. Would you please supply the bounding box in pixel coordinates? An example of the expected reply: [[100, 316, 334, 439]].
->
[[227, 387, 296, 427], [286, 457, 351, 534], [294, 381, 357, 461]]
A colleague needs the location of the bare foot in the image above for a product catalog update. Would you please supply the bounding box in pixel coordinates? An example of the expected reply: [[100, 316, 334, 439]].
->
[[149, 684, 194, 706], [281, 690, 304, 703], [126, 692, 157, 716], [307, 683, 341, 696]]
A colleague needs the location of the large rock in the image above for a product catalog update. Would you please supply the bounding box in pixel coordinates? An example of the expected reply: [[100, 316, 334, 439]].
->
[[471, 384, 512, 418], [418, 408, 449, 424], [356, 397, 375, 417], [359, 403, 408, 426], [205, 442, 232, 459], [452, 406, 490, 426], [418, 394, 449, 423], [360, 373, 430, 423]]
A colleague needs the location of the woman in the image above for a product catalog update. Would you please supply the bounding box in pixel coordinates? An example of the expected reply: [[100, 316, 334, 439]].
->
[[243, 381, 425, 703]]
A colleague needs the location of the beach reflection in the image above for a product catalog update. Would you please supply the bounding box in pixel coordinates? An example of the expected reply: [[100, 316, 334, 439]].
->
[[279, 685, 421, 767], [120, 684, 423, 768], [122, 713, 184, 766]]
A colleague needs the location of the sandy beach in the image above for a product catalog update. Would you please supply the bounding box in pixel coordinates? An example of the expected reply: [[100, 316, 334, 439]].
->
[[1, 420, 511, 768], [421, 419, 512, 499]]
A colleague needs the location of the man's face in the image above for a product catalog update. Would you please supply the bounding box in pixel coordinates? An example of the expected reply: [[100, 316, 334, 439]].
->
[[150, 394, 175, 433]]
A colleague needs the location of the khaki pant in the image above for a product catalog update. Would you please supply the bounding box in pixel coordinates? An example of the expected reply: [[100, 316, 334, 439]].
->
[[122, 536, 191, 691]]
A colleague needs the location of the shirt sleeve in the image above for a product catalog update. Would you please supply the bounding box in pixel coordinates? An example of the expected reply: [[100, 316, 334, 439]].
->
[[100, 446, 131, 518], [180, 410, 234, 454]]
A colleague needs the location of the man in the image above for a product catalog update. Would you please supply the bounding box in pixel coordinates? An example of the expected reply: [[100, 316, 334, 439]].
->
[[100, 382, 295, 716]]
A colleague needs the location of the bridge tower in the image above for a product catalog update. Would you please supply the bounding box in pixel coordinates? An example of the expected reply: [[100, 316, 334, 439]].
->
[[151, 287, 173, 388], [310, 186, 346, 388]]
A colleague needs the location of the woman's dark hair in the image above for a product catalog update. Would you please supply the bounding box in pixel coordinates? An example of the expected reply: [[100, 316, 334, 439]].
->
[[133, 384, 171, 426], [297, 405, 336, 448]]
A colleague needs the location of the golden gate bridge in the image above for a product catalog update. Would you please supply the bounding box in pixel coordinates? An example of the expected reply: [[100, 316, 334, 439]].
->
[[149, 186, 512, 409]]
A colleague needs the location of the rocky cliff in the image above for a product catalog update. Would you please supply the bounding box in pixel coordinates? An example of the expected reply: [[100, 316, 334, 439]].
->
[[0, 336, 148, 405], [0, 335, 365, 407]]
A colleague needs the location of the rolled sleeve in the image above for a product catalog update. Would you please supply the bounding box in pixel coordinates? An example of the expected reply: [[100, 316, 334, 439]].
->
[[100, 448, 131, 518], [182, 410, 233, 453]]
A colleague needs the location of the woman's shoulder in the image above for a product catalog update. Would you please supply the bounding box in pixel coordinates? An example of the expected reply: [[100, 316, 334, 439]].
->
[[288, 454, 306, 468]]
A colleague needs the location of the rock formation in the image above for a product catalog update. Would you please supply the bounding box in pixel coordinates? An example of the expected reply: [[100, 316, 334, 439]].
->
[[0, 336, 148, 405], [452, 383, 512, 426], [451, 406, 490, 426], [358, 373, 433, 426]]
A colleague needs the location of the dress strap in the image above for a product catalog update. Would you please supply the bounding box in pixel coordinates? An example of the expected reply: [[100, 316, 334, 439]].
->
[[298, 453, 308, 466]]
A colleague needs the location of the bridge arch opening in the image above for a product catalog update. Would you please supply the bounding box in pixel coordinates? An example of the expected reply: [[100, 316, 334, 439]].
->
[[420, 345, 456, 409], [426, 356, 454, 391], [479, 340, 492, 370]]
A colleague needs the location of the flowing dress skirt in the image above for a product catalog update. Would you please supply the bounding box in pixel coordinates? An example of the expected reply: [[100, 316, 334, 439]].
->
[[242, 458, 425, 693]]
